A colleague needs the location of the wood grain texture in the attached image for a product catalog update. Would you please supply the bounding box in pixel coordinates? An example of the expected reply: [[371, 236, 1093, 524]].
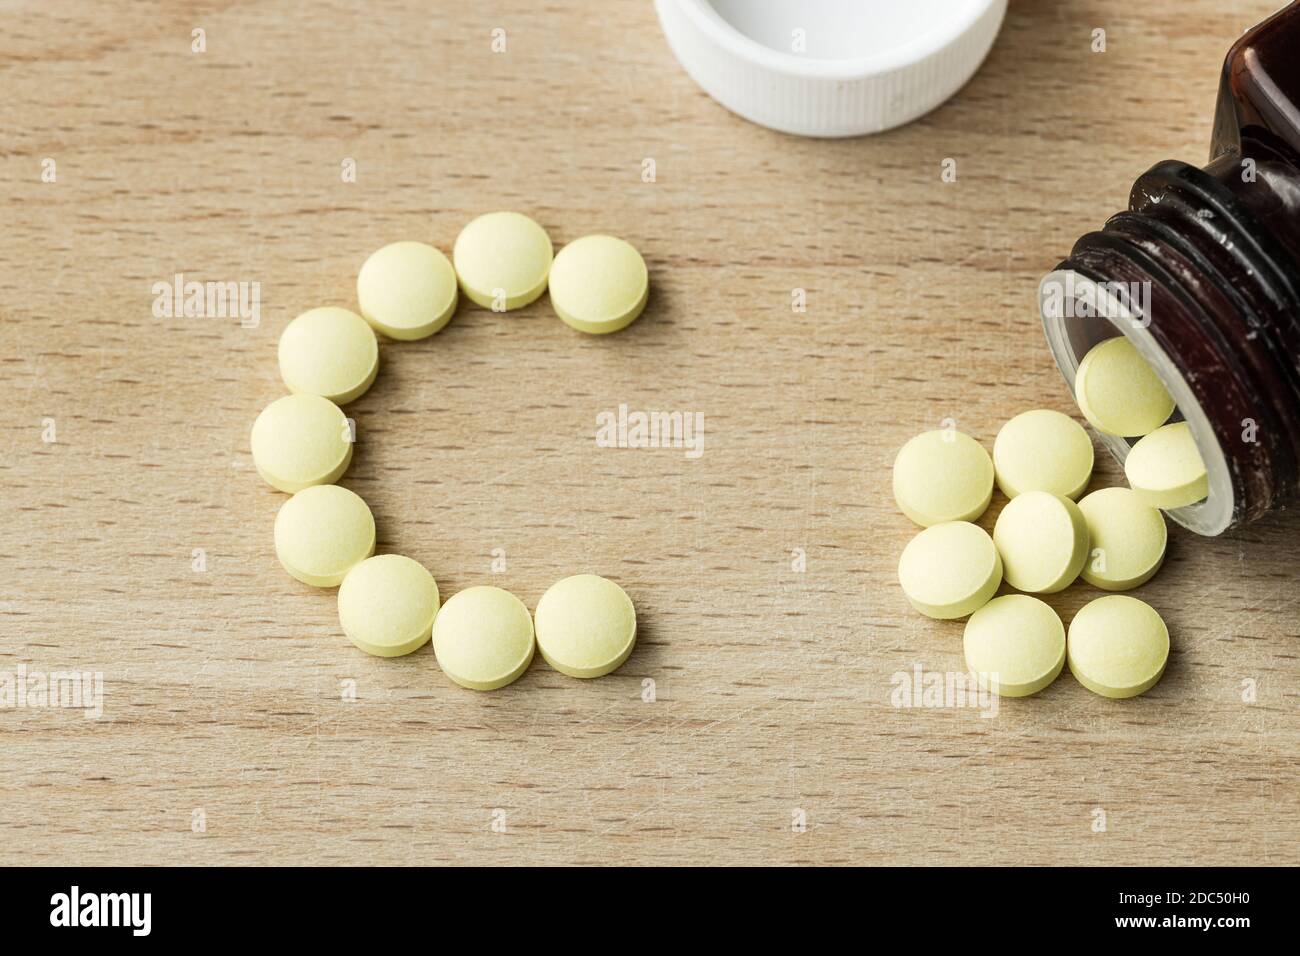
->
[[1, 0, 1296, 866]]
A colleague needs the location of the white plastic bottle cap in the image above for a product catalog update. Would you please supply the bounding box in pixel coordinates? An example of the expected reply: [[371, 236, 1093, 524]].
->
[[655, 0, 1007, 138]]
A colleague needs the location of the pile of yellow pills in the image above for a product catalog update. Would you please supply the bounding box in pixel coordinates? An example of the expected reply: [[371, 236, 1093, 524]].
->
[[432, 586, 536, 690], [1124, 421, 1209, 510], [892, 429, 994, 526], [338, 555, 440, 658], [1067, 595, 1170, 698], [898, 521, 1002, 619], [251, 394, 353, 493], [274, 485, 375, 587], [1074, 336, 1175, 437], [963, 595, 1066, 697], [453, 211, 553, 311], [1077, 487, 1166, 590], [992, 490, 1089, 593], [356, 241, 458, 340], [277, 307, 379, 405], [992, 409, 1094, 499], [548, 234, 649, 334], [534, 574, 636, 678], [893, 400, 1179, 704]]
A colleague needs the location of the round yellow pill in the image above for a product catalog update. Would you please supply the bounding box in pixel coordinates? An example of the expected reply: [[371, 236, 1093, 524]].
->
[[548, 234, 648, 334], [1074, 336, 1175, 438], [356, 241, 458, 340], [1067, 595, 1170, 699], [963, 595, 1066, 697], [892, 429, 994, 527], [534, 574, 636, 678], [452, 211, 553, 311], [277, 307, 379, 405], [1077, 487, 1167, 591], [432, 586, 536, 691], [898, 521, 1002, 620], [992, 490, 1089, 593], [274, 485, 375, 587], [1124, 421, 1208, 510], [337, 555, 439, 658], [250, 394, 353, 493], [993, 409, 1094, 500]]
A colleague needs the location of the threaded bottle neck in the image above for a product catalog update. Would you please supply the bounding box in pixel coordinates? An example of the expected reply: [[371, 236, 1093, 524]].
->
[[1042, 160, 1300, 532]]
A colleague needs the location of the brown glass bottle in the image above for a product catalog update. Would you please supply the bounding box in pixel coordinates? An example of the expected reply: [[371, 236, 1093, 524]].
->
[[1039, 1, 1300, 535]]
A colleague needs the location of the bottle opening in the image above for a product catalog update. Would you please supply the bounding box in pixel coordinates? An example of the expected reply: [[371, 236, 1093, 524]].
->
[[1039, 269, 1234, 536]]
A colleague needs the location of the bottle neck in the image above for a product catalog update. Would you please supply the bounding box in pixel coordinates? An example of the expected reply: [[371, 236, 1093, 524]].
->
[[1040, 159, 1300, 534]]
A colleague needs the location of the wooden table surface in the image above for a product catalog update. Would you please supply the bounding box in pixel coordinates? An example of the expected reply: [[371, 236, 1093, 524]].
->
[[2, 0, 1296, 867]]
